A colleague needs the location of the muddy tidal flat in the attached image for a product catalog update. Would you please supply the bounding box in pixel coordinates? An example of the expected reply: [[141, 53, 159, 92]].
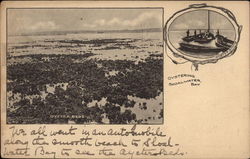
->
[[7, 32, 163, 124]]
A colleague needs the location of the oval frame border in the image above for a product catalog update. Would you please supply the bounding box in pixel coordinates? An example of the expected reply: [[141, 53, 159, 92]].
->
[[164, 4, 242, 69]]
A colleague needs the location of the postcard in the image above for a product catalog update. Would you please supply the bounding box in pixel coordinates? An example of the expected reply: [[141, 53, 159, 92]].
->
[[1, 1, 249, 158]]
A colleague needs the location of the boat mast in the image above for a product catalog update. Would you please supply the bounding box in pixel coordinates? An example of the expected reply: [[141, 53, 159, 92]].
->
[[207, 10, 210, 32]]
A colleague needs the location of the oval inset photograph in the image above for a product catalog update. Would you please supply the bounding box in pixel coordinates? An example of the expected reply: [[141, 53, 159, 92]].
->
[[168, 9, 236, 59]]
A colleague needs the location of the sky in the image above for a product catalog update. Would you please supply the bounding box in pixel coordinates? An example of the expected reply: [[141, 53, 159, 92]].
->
[[169, 10, 235, 31], [8, 8, 162, 35]]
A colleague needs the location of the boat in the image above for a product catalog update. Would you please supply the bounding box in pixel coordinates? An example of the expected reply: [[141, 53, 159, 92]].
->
[[182, 32, 215, 44], [178, 10, 233, 53], [215, 35, 234, 49]]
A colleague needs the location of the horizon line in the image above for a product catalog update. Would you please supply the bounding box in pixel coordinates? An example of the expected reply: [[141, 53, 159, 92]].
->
[[9, 27, 163, 36]]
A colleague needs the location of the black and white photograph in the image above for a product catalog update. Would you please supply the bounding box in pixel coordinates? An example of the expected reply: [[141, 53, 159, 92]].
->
[[6, 8, 164, 124], [168, 9, 236, 58]]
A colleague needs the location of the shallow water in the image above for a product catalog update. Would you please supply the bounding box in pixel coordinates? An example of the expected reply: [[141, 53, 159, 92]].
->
[[85, 92, 163, 124], [8, 32, 163, 62]]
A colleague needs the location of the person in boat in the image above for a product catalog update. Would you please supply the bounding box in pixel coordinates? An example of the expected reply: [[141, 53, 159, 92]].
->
[[216, 29, 220, 36], [186, 29, 190, 37], [197, 30, 202, 38], [194, 30, 197, 36], [205, 30, 208, 36], [204, 29, 211, 38]]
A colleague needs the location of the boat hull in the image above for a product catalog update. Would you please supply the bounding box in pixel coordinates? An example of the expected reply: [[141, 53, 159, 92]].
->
[[215, 35, 234, 49], [182, 36, 195, 42], [179, 42, 227, 53]]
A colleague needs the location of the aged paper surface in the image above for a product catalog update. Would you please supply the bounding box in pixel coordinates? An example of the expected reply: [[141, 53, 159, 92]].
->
[[1, 1, 249, 158]]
